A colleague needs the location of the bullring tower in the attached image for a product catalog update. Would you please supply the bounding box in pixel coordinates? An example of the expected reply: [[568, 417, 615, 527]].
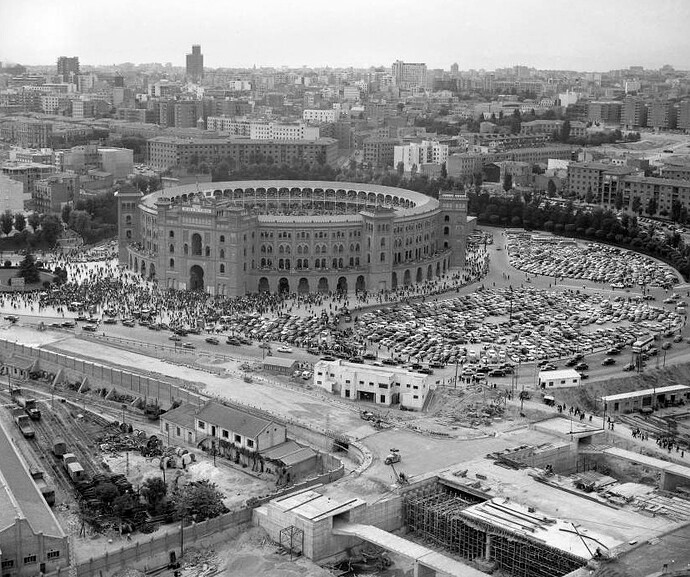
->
[[439, 190, 468, 267]]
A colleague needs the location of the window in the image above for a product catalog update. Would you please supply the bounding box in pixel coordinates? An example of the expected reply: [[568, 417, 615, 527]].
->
[[380, 252, 385, 262], [198, 420, 205, 430], [47, 551, 60, 560], [247, 439, 254, 448], [176, 427, 181, 436], [205, 246, 211, 257], [191, 233, 202, 255], [380, 395, 386, 403], [125, 215, 132, 225], [220, 264, 225, 273], [345, 389, 350, 398], [165, 423, 169, 432], [220, 249, 225, 259], [378, 383, 389, 389], [220, 235, 225, 243], [234, 434, 241, 443], [222, 430, 229, 438], [169, 258, 174, 268], [169, 230, 175, 238], [126, 230, 132, 239], [2, 560, 14, 569], [23, 555, 37, 565], [169, 244, 174, 253]]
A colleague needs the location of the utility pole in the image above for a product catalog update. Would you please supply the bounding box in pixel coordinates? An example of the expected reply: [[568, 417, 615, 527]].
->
[[454, 358, 459, 390]]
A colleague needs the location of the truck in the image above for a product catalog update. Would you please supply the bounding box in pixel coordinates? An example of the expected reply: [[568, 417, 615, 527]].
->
[[13, 409, 35, 438], [30, 470, 55, 506], [14, 394, 41, 420]]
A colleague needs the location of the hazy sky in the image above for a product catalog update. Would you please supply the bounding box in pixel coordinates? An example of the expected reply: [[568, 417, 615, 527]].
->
[[2, 0, 689, 71]]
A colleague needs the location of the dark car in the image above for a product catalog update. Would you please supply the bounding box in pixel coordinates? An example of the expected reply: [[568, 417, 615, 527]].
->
[[488, 369, 505, 377], [205, 337, 219, 345], [601, 357, 616, 366], [575, 362, 589, 370]]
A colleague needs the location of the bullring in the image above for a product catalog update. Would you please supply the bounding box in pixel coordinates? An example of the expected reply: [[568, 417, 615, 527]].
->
[[116, 181, 468, 296]]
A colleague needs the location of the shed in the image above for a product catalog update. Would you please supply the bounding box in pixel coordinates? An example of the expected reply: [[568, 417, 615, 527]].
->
[[263, 356, 298, 375], [538, 369, 581, 389]]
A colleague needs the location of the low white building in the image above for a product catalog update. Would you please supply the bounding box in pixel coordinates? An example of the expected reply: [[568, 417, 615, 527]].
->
[[0, 173, 27, 213], [314, 359, 437, 410], [538, 369, 581, 389]]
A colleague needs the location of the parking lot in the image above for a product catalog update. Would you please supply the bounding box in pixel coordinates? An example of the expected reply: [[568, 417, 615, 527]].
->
[[506, 234, 679, 289]]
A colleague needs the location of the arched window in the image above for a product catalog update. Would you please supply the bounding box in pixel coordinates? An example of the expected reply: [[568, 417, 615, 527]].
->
[[205, 246, 210, 257], [126, 230, 132, 239], [184, 244, 189, 255], [303, 258, 309, 268], [220, 235, 225, 242], [338, 258, 343, 268], [169, 230, 175, 238], [444, 215, 450, 222], [220, 249, 225, 259], [380, 252, 385, 262], [169, 258, 174, 268], [285, 259, 290, 269], [220, 264, 225, 274], [380, 238, 386, 248], [191, 233, 202, 255], [332, 258, 338, 269], [169, 244, 174, 253], [444, 226, 449, 235], [279, 259, 284, 270], [350, 257, 354, 266], [125, 215, 132, 225], [279, 245, 284, 254], [315, 259, 320, 269], [297, 245, 302, 255], [315, 245, 320, 254]]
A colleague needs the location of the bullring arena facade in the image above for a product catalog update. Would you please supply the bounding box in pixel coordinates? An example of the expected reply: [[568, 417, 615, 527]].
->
[[116, 181, 469, 296]]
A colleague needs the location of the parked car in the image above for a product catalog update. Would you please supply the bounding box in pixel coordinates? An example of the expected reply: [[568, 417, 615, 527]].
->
[[277, 346, 293, 353], [205, 337, 219, 345], [575, 362, 589, 370], [601, 357, 616, 366], [182, 342, 195, 350], [169, 334, 181, 342]]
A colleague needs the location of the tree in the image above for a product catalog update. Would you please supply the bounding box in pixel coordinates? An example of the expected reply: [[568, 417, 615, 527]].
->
[[141, 477, 167, 513], [646, 197, 658, 216], [396, 162, 405, 177], [17, 254, 40, 284], [0, 211, 13, 236], [560, 119, 571, 142], [28, 212, 40, 232], [61, 204, 72, 224], [69, 210, 92, 237], [13, 213, 25, 233], [94, 482, 119, 510], [40, 214, 62, 246], [632, 196, 642, 214], [174, 480, 226, 522], [502, 172, 513, 192], [547, 179, 557, 197]]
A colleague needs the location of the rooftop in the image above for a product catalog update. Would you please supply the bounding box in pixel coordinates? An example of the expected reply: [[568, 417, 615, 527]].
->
[[196, 400, 273, 439], [0, 418, 65, 537], [602, 384, 690, 403]]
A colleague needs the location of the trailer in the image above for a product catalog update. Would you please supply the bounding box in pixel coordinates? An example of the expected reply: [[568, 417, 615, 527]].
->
[[13, 394, 41, 420], [52, 439, 67, 458], [63, 453, 86, 482], [13, 409, 35, 438], [30, 470, 55, 506]]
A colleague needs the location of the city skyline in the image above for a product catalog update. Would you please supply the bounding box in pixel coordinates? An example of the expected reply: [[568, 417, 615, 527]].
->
[[1, 0, 690, 72]]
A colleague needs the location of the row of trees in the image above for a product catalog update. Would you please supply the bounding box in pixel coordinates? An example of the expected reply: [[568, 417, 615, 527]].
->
[[0, 211, 63, 250], [60, 192, 118, 245], [468, 190, 690, 280]]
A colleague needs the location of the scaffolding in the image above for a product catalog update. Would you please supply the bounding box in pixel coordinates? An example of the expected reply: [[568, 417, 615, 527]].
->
[[279, 525, 304, 560], [403, 485, 586, 577]]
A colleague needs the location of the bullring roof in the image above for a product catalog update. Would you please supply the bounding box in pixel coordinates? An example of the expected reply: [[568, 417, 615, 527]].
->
[[141, 180, 439, 219]]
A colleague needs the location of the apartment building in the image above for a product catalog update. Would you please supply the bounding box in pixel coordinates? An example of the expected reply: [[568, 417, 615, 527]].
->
[[587, 101, 622, 125], [391, 60, 428, 90], [363, 137, 398, 168], [303, 109, 339, 123], [314, 359, 436, 410], [622, 176, 690, 216], [621, 96, 648, 129], [1, 162, 56, 196], [647, 101, 677, 130], [146, 136, 338, 170], [567, 161, 639, 203], [34, 172, 79, 213]]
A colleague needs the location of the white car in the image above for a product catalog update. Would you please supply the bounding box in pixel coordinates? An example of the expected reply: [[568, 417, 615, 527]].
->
[[277, 346, 293, 353]]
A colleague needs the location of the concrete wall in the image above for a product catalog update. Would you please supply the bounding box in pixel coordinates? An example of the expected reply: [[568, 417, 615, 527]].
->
[[507, 442, 579, 474], [75, 509, 251, 577]]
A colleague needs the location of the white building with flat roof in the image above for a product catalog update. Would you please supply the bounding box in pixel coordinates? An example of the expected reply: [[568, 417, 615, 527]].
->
[[302, 108, 339, 123], [314, 359, 438, 410], [538, 369, 581, 389], [602, 385, 690, 414]]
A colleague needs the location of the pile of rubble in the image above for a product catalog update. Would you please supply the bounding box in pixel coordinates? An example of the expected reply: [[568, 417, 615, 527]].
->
[[181, 547, 219, 577]]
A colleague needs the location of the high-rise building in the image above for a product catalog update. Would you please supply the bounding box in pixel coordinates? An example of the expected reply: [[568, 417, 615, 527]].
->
[[185, 45, 204, 82], [621, 96, 647, 129], [678, 101, 690, 132], [648, 101, 677, 130], [57, 56, 79, 82], [391, 60, 427, 90]]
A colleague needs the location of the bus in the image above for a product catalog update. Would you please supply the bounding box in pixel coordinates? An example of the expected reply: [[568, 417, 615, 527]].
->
[[632, 334, 655, 354]]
